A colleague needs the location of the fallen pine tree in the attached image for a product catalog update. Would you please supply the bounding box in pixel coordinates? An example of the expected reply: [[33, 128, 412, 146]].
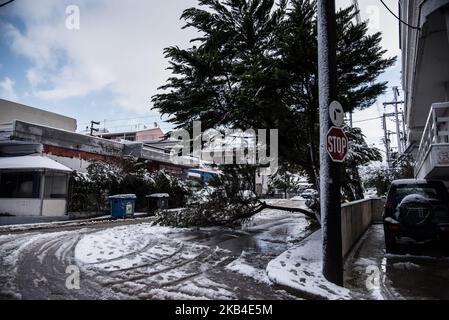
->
[[155, 197, 318, 228]]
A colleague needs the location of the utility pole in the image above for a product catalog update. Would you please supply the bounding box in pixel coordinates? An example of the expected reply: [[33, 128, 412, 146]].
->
[[382, 112, 402, 167], [382, 114, 391, 167], [383, 88, 405, 155], [317, 0, 343, 286], [90, 121, 100, 136], [351, 0, 361, 24], [393, 87, 402, 154], [401, 111, 407, 150]]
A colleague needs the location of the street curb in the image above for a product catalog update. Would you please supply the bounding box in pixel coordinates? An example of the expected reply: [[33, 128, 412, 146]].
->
[[266, 230, 352, 300], [0, 215, 157, 234]]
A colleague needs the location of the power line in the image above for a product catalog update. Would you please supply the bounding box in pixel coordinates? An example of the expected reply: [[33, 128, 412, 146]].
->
[[103, 115, 163, 123], [379, 0, 420, 31], [352, 116, 382, 124], [78, 115, 165, 127], [0, 0, 15, 8]]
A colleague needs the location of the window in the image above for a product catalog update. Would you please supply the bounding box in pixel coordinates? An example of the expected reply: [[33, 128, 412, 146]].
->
[[0, 172, 41, 198], [393, 184, 448, 207], [44, 174, 68, 199]]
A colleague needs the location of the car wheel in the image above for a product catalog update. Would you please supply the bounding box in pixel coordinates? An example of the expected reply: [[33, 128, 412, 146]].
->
[[384, 229, 397, 254]]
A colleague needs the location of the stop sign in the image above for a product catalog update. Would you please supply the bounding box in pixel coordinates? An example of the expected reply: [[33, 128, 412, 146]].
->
[[326, 127, 348, 162]]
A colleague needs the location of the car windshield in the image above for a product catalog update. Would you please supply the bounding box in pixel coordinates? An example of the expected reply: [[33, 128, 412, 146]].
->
[[392, 184, 447, 207]]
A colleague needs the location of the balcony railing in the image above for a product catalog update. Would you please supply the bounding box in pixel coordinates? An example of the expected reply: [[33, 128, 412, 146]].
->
[[416, 102, 449, 177]]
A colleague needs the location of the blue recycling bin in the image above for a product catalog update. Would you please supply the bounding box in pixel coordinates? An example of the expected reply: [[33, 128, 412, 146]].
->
[[109, 194, 136, 218]]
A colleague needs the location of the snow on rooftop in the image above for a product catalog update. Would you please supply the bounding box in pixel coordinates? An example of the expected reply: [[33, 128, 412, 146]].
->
[[0, 155, 73, 172], [146, 193, 170, 198], [391, 179, 432, 185]]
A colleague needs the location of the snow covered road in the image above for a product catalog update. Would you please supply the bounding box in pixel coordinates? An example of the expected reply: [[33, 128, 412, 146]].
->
[[0, 208, 316, 300]]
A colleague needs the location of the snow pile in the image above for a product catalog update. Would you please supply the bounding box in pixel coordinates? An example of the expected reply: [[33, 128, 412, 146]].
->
[[392, 262, 420, 270], [266, 230, 352, 300], [225, 251, 271, 285]]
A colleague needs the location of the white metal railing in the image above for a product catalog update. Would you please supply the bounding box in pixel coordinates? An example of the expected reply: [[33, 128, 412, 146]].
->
[[416, 102, 449, 173]]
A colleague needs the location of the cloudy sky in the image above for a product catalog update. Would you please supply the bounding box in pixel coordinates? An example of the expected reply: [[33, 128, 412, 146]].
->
[[0, 0, 403, 156]]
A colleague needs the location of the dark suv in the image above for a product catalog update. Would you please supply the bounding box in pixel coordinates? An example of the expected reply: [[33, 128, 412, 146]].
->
[[383, 179, 449, 253]]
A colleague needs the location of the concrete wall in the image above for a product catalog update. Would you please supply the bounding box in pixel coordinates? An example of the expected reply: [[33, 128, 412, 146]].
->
[[13, 121, 126, 158], [135, 128, 164, 142], [42, 200, 67, 217], [0, 99, 77, 132], [0, 199, 67, 217], [341, 198, 385, 258], [0, 199, 42, 216], [10, 121, 195, 172]]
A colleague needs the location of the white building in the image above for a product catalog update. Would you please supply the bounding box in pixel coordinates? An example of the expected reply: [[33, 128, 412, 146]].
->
[[0, 155, 72, 217], [0, 99, 77, 132], [400, 0, 449, 179], [0, 100, 197, 217]]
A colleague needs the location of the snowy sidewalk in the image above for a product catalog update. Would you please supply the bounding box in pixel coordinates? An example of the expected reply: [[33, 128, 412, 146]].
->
[[266, 230, 352, 300]]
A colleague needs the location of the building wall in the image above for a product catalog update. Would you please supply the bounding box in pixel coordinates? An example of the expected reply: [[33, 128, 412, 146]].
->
[[401, 0, 449, 145], [42, 200, 67, 217], [135, 128, 164, 142], [100, 128, 164, 142], [0, 99, 77, 132], [45, 153, 91, 173], [255, 170, 269, 195], [0, 199, 68, 217], [0, 199, 42, 216], [43, 144, 118, 172], [7, 121, 195, 174]]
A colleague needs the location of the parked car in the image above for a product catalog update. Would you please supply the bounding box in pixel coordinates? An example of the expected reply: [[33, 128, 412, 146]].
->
[[383, 179, 449, 253], [301, 189, 318, 199]]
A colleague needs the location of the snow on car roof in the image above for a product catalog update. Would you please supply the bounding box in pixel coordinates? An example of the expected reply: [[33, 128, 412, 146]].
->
[[0, 155, 73, 172], [391, 179, 437, 185]]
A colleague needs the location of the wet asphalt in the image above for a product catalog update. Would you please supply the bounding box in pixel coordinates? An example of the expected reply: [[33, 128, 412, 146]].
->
[[345, 224, 449, 300], [0, 201, 314, 300]]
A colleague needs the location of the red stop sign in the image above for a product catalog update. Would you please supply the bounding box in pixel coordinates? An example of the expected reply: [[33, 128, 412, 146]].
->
[[326, 127, 348, 162]]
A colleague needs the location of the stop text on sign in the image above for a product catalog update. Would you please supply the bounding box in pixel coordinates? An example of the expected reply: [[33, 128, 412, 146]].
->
[[326, 127, 348, 162], [327, 135, 347, 153]]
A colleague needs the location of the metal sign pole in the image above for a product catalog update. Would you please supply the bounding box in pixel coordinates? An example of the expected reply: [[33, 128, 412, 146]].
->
[[317, 0, 343, 286]]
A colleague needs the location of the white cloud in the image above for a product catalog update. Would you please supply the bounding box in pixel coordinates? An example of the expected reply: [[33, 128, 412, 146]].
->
[[0, 77, 18, 101], [4, 0, 401, 129], [4, 0, 198, 113], [338, 0, 401, 58]]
